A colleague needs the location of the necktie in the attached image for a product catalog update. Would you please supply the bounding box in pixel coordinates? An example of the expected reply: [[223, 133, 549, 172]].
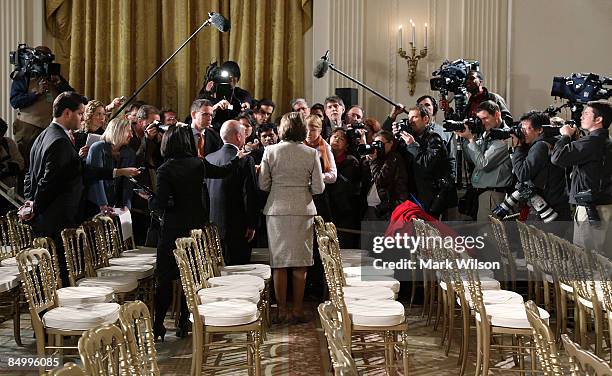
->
[[197, 132, 205, 158], [69, 131, 76, 146]]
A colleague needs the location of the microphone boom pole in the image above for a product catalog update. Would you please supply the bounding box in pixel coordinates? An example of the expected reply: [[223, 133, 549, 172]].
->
[[327, 63, 401, 109], [110, 13, 228, 120]]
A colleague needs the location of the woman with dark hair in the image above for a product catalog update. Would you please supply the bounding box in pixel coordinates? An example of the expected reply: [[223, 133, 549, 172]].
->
[[150, 125, 247, 341], [237, 109, 257, 145], [327, 129, 362, 247], [259, 112, 324, 323]]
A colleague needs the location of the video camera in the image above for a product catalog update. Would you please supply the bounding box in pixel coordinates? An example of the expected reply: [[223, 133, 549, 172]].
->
[[549, 73, 611, 124], [203, 61, 235, 102], [430, 59, 480, 120], [9, 44, 60, 80], [346, 122, 368, 141]]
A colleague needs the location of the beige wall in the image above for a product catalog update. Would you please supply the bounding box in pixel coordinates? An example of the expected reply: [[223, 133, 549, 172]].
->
[[509, 0, 612, 117], [307, 0, 611, 123]]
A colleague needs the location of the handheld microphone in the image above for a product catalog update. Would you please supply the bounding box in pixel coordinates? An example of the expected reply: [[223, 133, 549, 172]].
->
[[313, 50, 330, 78], [208, 12, 230, 33]]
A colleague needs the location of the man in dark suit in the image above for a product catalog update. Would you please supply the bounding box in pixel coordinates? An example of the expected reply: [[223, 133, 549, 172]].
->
[[190, 99, 223, 158], [206, 120, 258, 265], [21, 91, 139, 285]]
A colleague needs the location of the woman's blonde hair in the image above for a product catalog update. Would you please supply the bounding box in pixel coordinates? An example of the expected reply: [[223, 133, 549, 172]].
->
[[278, 112, 307, 142], [305, 114, 322, 130], [102, 118, 131, 146], [81, 99, 105, 131]]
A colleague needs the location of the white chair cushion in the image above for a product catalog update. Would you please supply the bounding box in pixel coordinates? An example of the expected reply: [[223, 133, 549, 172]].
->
[[343, 286, 395, 301], [515, 258, 528, 268], [345, 276, 401, 293], [77, 277, 139, 293], [198, 285, 261, 304], [340, 249, 370, 258], [57, 286, 115, 306], [109, 256, 156, 266], [0, 273, 19, 293], [577, 287, 605, 309], [476, 304, 550, 329], [42, 303, 120, 331], [1, 256, 39, 267], [343, 266, 395, 278], [96, 264, 154, 279], [461, 289, 524, 307], [208, 274, 265, 292], [341, 256, 376, 268], [0, 265, 21, 276], [347, 300, 405, 327], [123, 246, 157, 255], [559, 282, 574, 294], [192, 299, 259, 326], [221, 264, 271, 280]]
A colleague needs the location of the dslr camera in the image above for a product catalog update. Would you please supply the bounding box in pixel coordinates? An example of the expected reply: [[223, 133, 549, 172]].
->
[[443, 117, 484, 134], [575, 189, 601, 224], [492, 182, 557, 223], [346, 122, 368, 141], [357, 140, 384, 156], [9, 43, 60, 80], [150, 120, 170, 134]]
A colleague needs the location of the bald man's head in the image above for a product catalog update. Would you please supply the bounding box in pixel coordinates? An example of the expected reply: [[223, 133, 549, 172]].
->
[[220, 120, 245, 148]]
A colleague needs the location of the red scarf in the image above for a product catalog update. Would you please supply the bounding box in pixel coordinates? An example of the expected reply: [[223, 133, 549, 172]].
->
[[305, 136, 331, 173]]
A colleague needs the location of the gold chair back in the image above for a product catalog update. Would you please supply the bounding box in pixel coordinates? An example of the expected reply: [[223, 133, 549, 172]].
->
[[78, 323, 135, 376], [489, 215, 519, 283], [525, 300, 563, 376], [189, 229, 217, 278], [7, 210, 33, 251], [49, 363, 86, 376], [202, 224, 224, 274], [16, 248, 58, 328], [118, 300, 160, 376], [61, 228, 94, 286], [175, 236, 210, 288], [96, 215, 122, 259], [318, 301, 358, 376], [0, 214, 14, 262], [562, 334, 612, 376], [33, 236, 62, 288], [81, 220, 110, 270], [173, 248, 203, 329]]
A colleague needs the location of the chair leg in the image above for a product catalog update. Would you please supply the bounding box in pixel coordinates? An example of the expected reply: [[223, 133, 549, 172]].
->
[[254, 327, 262, 376], [595, 305, 604, 357], [401, 332, 410, 376], [459, 307, 469, 376], [191, 328, 203, 376], [13, 289, 22, 347], [434, 286, 443, 332], [579, 304, 588, 348], [474, 323, 482, 376], [445, 301, 455, 356], [481, 326, 491, 376]]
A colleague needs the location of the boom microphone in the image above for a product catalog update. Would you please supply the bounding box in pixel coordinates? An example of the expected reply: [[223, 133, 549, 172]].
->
[[208, 12, 231, 33], [313, 50, 330, 78]]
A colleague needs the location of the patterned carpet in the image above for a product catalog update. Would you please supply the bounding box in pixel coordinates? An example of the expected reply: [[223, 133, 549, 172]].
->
[[0, 301, 486, 375]]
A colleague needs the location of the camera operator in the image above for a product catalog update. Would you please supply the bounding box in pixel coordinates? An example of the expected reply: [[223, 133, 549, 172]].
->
[[441, 71, 512, 125], [393, 105, 457, 218], [510, 111, 570, 221], [455, 100, 513, 221], [10, 46, 74, 165], [198, 61, 253, 131], [551, 100, 612, 255], [360, 130, 409, 220]]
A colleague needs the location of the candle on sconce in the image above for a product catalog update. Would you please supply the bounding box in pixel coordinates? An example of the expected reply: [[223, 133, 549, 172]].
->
[[424, 23, 428, 48], [398, 25, 403, 50], [411, 20, 416, 45]]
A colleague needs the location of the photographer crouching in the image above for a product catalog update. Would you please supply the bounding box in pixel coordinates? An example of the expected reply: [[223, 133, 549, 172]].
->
[[551, 100, 612, 256], [508, 111, 571, 222], [453, 100, 513, 221]]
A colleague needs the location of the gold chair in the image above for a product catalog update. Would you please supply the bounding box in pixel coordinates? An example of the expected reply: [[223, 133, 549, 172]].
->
[[61, 227, 139, 302], [516, 220, 539, 302], [78, 323, 135, 375], [174, 247, 263, 376], [16, 248, 121, 376], [49, 363, 86, 376], [118, 300, 160, 376], [489, 216, 528, 292], [318, 301, 358, 376], [466, 266, 547, 375], [562, 333, 612, 375], [0, 214, 22, 347], [6, 209, 33, 252], [317, 234, 410, 374], [525, 300, 564, 376]]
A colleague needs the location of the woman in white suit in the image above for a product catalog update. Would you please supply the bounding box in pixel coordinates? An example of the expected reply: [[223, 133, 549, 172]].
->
[[259, 112, 325, 323]]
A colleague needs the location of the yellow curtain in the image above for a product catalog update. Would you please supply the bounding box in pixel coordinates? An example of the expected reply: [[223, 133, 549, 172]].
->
[[45, 0, 312, 118]]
